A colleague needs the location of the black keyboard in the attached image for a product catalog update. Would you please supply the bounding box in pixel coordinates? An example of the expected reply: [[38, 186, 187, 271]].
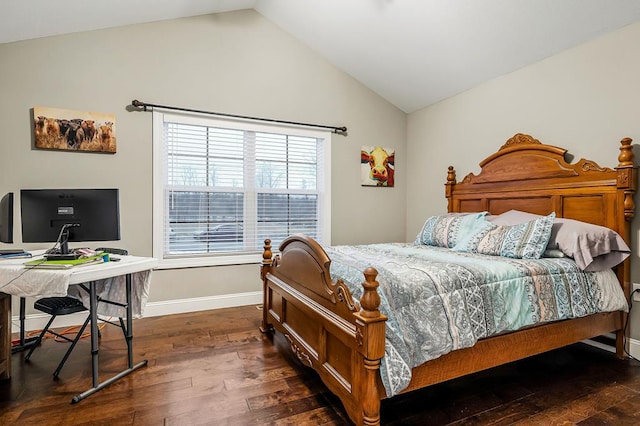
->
[[45, 253, 81, 260]]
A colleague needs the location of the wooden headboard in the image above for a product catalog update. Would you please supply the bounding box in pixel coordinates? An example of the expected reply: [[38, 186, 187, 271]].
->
[[445, 133, 637, 298], [446, 133, 636, 235]]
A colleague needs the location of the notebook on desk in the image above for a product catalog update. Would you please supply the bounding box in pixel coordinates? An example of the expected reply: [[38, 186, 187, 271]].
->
[[0, 249, 28, 255], [24, 253, 105, 269], [0, 249, 32, 259]]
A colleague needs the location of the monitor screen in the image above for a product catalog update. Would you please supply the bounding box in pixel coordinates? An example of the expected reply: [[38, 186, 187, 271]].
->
[[21, 189, 120, 247], [0, 192, 14, 244]]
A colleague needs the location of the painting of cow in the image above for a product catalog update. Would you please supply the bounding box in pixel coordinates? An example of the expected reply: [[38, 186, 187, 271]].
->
[[361, 145, 395, 187], [32, 106, 117, 153]]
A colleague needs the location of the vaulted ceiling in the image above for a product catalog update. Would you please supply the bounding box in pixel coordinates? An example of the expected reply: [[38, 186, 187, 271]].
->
[[4, 0, 640, 113]]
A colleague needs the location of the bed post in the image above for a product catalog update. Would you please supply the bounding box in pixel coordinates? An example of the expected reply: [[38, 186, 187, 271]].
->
[[616, 137, 636, 222], [353, 267, 387, 426], [260, 239, 274, 334], [615, 137, 637, 358], [445, 166, 456, 212]]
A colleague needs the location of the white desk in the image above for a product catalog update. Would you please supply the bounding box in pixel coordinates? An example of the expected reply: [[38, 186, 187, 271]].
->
[[0, 254, 157, 403]]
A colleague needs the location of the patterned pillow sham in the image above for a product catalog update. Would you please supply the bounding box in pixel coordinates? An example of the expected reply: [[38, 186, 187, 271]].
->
[[486, 210, 630, 271], [415, 212, 488, 248], [453, 212, 556, 259]]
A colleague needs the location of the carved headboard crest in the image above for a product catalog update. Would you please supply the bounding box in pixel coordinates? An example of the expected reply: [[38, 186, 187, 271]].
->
[[456, 133, 618, 185], [499, 133, 541, 150]]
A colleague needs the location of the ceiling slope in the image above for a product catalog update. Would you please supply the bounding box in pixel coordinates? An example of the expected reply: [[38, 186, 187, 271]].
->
[[256, 0, 640, 112], [3, 0, 640, 112]]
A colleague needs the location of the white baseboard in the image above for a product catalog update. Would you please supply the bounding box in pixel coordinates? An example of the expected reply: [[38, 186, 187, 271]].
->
[[11, 291, 263, 333], [582, 335, 640, 359], [630, 337, 640, 359]]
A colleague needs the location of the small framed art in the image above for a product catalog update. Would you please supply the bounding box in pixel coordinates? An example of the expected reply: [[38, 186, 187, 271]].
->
[[361, 146, 395, 187]]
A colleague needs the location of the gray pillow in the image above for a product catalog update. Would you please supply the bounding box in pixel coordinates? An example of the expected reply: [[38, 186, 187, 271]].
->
[[550, 218, 630, 271], [487, 210, 630, 271], [486, 210, 541, 226], [542, 248, 566, 258]]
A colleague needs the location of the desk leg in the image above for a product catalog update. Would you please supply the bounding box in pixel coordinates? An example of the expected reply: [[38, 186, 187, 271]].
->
[[126, 273, 134, 368], [89, 281, 99, 388], [71, 275, 147, 403], [20, 297, 25, 344]]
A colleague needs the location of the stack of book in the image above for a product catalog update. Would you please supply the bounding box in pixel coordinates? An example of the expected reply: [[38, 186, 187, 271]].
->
[[24, 253, 106, 269], [0, 249, 32, 260]]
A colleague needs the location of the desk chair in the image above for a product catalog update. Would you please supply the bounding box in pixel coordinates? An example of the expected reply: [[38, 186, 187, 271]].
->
[[24, 297, 90, 377], [25, 247, 128, 377]]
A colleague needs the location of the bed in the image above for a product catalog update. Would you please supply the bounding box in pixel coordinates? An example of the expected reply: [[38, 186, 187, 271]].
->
[[259, 133, 637, 426]]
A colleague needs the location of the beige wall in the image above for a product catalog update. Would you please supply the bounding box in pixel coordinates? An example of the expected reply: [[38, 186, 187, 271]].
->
[[0, 10, 406, 312], [407, 22, 640, 337]]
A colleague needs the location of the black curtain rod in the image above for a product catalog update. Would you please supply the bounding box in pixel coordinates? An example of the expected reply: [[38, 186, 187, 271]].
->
[[131, 99, 347, 135]]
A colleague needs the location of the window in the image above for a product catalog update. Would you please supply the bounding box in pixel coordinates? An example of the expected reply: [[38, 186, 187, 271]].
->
[[152, 111, 331, 268]]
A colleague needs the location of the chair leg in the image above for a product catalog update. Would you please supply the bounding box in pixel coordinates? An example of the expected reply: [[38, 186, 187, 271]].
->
[[24, 315, 57, 361], [118, 317, 127, 340], [53, 315, 91, 378]]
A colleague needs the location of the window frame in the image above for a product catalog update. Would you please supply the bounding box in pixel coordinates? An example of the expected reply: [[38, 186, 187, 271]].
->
[[152, 110, 332, 269]]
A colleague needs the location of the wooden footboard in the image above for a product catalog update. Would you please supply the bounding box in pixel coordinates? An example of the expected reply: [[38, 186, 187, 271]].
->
[[260, 236, 387, 426]]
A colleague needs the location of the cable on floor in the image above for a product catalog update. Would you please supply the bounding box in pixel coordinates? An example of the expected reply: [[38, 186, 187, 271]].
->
[[11, 319, 110, 345]]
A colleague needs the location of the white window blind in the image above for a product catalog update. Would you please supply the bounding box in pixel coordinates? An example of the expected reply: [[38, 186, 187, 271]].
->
[[153, 111, 330, 266]]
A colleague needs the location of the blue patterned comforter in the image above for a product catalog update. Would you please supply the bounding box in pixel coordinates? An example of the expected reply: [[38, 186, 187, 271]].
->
[[325, 243, 628, 396]]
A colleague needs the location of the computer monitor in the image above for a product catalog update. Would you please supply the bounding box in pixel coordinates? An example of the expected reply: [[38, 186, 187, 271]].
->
[[0, 192, 14, 244], [21, 189, 120, 254]]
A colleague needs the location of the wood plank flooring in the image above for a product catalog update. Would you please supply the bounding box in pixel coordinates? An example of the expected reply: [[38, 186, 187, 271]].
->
[[2, 305, 640, 425]]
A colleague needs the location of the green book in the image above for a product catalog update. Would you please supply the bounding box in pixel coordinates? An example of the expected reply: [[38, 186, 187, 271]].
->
[[25, 253, 106, 269]]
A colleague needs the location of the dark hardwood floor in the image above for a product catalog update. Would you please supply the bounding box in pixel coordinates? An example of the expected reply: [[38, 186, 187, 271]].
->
[[2, 305, 640, 425]]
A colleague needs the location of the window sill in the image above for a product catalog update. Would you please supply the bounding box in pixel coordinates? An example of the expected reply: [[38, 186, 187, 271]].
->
[[154, 253, 263, 270]]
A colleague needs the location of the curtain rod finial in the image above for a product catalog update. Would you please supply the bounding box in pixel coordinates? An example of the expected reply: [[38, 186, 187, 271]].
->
[[335, 126, 348, 136], [131, 99, 148, 112]]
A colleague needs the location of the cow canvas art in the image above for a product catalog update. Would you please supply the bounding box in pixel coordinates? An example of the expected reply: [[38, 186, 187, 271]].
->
[[361, 145, 395, 187], [33, 106, 117, 153]]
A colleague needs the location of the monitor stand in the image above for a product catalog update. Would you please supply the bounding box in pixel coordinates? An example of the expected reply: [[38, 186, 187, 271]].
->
[[45, 224, 82, 260]]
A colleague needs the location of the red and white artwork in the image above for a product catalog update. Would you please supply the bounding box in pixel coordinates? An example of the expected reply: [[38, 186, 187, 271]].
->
[[361, 145, 395, 187]]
